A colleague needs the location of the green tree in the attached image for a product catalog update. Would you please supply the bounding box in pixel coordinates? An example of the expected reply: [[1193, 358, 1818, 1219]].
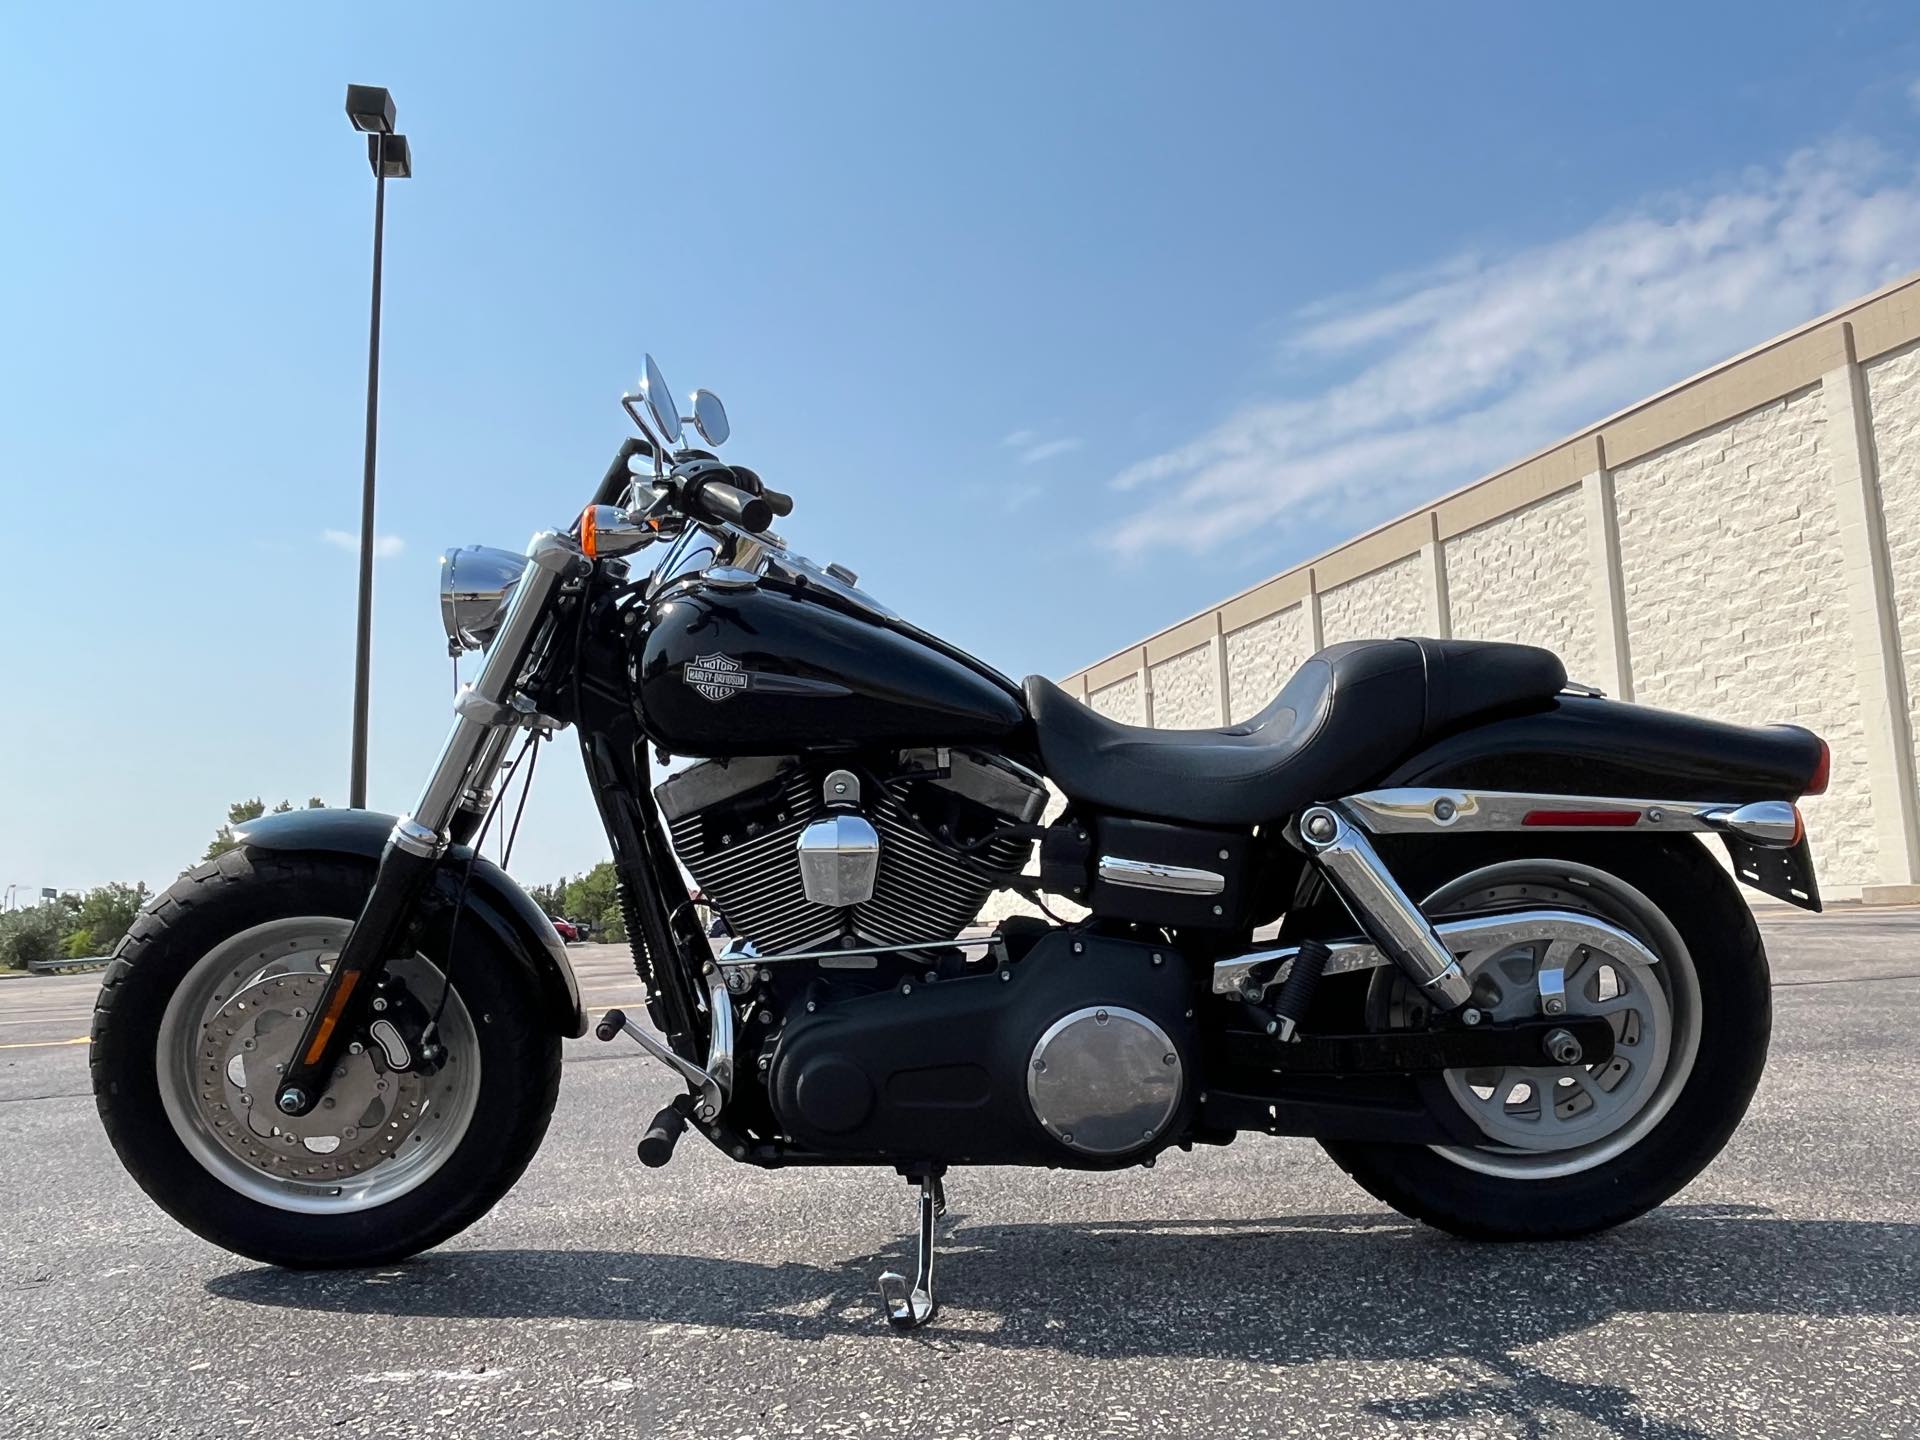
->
[[562, 862, 626, 942], [60, 881, 151, 959], [203, 797, 326, 861], [0, 895, 79, 971]]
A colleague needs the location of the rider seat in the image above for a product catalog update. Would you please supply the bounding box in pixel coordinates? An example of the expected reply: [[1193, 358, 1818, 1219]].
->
[[1024, 638, 1567, 827]]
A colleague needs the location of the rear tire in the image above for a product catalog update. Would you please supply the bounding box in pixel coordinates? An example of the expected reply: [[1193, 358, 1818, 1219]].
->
[[91, 848, 562, 1267], [1318, 835, 1770, 1240]]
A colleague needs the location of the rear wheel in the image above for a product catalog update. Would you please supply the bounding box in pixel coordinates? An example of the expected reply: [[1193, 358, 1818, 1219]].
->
[[1319, 836, 1769, 1239], [92, 849, 562, 1267]]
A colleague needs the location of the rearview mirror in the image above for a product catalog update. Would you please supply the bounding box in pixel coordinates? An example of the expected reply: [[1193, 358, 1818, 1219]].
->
[[640, 354, 681, 444], [689, 388, 729, 446]]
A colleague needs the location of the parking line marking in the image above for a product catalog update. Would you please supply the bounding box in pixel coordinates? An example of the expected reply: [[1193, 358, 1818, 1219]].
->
[[0, 1036, 89, 1050]]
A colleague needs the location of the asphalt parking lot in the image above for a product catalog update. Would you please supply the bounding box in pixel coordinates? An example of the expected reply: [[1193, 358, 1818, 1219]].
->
[[2, 910, 1916, 1439]]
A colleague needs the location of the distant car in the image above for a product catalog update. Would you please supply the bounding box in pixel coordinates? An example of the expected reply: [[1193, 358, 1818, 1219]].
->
[[549, 916, 578, 942]]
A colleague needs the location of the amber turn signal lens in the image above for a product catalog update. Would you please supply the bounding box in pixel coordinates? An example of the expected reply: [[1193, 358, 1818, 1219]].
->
[[580, 504, 600, 559]]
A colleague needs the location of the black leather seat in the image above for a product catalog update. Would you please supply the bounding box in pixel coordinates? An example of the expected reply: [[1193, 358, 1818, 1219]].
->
[[1025, 638, 1567, 827]]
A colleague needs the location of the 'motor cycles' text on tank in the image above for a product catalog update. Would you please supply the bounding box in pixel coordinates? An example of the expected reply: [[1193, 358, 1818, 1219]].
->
[[635, 581, 1026, 757]]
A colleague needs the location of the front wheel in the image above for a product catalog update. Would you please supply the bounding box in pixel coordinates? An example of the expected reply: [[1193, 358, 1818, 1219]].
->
[[91, 848, 562, 1267], [1319, 835, 1770, 1240]]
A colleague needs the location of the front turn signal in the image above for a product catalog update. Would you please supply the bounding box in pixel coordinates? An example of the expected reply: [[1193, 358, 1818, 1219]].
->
[[579, 505, 653, 560]]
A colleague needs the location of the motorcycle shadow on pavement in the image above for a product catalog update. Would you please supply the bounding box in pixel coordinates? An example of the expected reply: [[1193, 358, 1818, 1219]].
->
[[209, 1203, 1916, 1433]]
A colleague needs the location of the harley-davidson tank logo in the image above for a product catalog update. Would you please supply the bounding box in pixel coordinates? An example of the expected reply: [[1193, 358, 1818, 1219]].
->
[[684, 652, 750, 703]]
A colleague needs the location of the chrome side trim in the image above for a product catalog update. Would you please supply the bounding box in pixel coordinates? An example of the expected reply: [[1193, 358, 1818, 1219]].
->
[[704, 971, 735, 1101], [717, 935, 997, 967], [1342, 788, 1803, 848], [1096, 857, 1226, 896], [1298, 805, 1474, 1009], [1210, 907, 1663, 997]]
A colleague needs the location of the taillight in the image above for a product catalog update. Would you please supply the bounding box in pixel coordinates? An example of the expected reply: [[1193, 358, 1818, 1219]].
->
[[1805, 738, 1831, 797]]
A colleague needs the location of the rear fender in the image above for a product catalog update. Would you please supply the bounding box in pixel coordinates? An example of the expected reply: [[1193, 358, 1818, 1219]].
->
[[235, 808, 588, 1037], [1372, 694, 1826, 911]]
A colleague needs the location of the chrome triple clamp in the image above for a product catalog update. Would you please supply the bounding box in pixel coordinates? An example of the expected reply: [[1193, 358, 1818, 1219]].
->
[[877, 1169, 947, 1329]]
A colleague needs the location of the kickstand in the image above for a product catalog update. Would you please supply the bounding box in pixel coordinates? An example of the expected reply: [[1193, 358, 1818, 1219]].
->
[[878, 1168, 944, 1329]]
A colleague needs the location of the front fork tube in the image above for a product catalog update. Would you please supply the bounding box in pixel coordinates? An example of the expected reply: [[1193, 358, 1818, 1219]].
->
[[1297, 804, 1475, 1011], [276, 531, 587, 1118]]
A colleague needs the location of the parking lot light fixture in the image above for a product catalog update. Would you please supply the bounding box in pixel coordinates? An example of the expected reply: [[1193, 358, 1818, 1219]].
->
[[343, 85, 412, 809]]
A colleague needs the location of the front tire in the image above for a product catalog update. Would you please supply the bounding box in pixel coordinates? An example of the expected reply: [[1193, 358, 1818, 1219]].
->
[[1318, 835, 1770, 1240], [91, 848, 562, 1267]]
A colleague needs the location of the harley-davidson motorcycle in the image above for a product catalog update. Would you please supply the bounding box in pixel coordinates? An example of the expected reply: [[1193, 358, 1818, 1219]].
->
[[93, 357, 1830, 1327]]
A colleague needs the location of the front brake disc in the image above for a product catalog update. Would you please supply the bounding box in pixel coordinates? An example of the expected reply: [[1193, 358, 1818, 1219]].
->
[[195, 972, 428, 1183]]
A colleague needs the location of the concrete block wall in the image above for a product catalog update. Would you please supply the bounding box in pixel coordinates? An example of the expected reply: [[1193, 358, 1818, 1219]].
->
[[1866, 341, 1920, 843], [1065, 274, 1920, 904]]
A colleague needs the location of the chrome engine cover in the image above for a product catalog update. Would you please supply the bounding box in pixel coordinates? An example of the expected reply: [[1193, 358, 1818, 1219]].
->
[[1026, 1005, 1184, 1156]]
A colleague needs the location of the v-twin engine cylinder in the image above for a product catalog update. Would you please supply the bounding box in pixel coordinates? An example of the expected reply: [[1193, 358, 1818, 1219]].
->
[[656, 749, 1042, 959]]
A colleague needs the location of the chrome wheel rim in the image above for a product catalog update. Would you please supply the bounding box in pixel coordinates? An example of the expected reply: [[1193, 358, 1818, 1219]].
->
[[156, 917, 481, 1214], [1377, 862, 1702, 1180]]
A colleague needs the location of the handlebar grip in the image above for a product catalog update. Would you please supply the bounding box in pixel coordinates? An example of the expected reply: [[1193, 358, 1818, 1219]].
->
[[692, 479, 773, 533], [762, 488, 795, 517]]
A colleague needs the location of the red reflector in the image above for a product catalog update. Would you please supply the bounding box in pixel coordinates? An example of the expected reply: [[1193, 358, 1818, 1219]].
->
[[1805, 738, 1831, 796], [1521, 809, 1642, 828]]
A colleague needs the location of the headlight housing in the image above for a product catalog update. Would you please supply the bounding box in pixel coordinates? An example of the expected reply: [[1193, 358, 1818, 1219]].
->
[[440, 545, 529, 653]]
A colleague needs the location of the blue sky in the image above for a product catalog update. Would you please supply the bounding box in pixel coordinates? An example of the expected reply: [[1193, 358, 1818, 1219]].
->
[[5, 3, 1920, 895]]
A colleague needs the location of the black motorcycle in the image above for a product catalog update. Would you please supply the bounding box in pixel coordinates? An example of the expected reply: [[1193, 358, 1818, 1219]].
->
[[93, 357, 1829, 1327]]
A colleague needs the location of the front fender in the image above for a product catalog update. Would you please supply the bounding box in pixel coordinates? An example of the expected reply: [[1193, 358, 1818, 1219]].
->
[[235, 808, 588, 1038]]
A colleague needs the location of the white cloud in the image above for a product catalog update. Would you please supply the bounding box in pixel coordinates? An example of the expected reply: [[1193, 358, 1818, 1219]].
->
[[321, 529, 406, 560], [1016, 436, 1084, 465], [1003, 427, 1084, 465], [1102, 137, 1920, 559]]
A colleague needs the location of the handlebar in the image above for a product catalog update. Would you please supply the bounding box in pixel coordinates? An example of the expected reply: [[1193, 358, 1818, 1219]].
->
[[589, 439, 793, 539], [685, 477, 772, 533]]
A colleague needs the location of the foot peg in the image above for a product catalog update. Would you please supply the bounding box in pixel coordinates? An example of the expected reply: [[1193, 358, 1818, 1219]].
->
[[637, 1097, 692, 1168], [878, 1170, 944, 1330]]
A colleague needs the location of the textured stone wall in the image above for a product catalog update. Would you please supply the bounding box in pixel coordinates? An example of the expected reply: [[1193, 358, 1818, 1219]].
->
[[1445, 491, 1600, 685], [1865, 340, 1920, 801], [1087, 672, 1144, 725], [1318, 557, 1428, 646], [1613, 386, 1875, 883], [1148, 644, 1218, 729], [1224, 605, 1311, 722], [1054, 284, 1920, 901]]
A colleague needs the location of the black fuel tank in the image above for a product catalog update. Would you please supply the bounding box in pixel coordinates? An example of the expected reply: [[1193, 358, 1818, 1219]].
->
[[635, 580, 1027, 757]]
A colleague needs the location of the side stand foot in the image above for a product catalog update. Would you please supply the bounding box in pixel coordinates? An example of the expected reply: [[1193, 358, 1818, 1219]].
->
[[877, 1170, 942, 1330]]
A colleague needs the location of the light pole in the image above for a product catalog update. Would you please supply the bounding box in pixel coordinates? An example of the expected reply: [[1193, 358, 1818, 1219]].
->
[[343, 85, 413, 809]]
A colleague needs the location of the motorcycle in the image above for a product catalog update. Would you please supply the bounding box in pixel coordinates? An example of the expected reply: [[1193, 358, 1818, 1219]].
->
[[93, 356, 1829, 1328]]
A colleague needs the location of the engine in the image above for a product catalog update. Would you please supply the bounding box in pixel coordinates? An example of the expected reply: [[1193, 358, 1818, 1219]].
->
[[658, 752, 1196, 1169], [656, 748, 1045, 958]]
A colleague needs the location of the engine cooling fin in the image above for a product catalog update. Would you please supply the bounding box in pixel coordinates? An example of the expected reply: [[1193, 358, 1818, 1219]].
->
[[665, 761, 1030, 957]]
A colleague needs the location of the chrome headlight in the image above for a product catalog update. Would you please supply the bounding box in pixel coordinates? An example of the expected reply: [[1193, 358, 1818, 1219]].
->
[[440, 545, 529, 653]]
